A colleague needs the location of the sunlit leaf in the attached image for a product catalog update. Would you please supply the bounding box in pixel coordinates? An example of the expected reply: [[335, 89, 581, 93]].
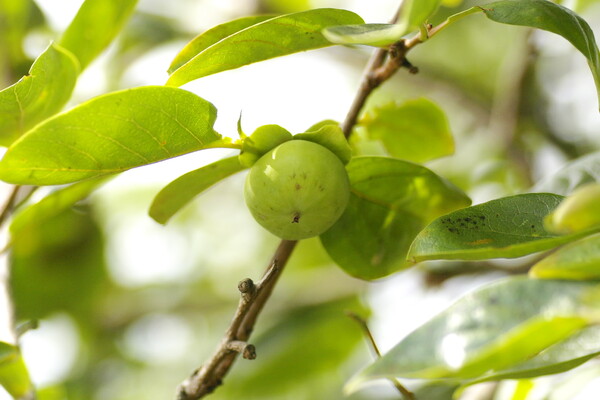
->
[[408, 193, 600, 262], [320, 157, 470, 280], [481, 0, 600, 108], [149, 156, 245, 224], [166, 8, 364, 86], [0, 343, 33, 400], [0, 44, 79, 146], [168, 15, 275, 73], [10, 177, 109, 234], [323, 24, 405, 47], [545, 183, 600, 234], [399, 0, 443, 31], [530, 234, 600, 280], [58, 0, 138, 69], [294, 124, 351, 164], [0, 86, 222, 185], [359, 99, 454, 163], [350, 277, 600, 390]]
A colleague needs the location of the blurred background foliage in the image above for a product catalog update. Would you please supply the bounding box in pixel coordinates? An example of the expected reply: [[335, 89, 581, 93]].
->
[[3, 0, 600, 399]]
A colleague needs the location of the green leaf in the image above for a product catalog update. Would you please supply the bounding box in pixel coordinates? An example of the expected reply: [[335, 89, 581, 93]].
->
[[168, 15, 275, 73], [10, 177, 108, 235], [0, 343, 33, 399], [359, 98, 454, 163], [350, 277, 600, 389], [530, 234, 600, 280], [149, 156, 245, 224], [535, 151, 600, 195], [239, 124, 292, 168], [294, 123, 351, 164], [0, 43, 79, 146], [0, 86, 222, 185], [58, 0, 138, 69], [322, 23, 405, 47], [481, 0, 600, 108], [407, 193, 600, 262], [399, 0, 443, 31], [166, 8, 364, 86], [545, 183, 600, 234], [320, 157, 470, 280]]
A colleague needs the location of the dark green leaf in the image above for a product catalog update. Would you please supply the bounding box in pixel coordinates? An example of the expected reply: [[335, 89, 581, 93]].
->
[[10, 177, 108, 234], [294, 123, 351, 164], [530, 234, 600, 280], [166, 8, 364, 86], [359, 99, 454, 163], [545, 183, 600, 234], [0, 44, 79, 146], [481, 0, 600, 107], [535, 151, 600, 195], [350, 277, 600, 388], [58, 0, 138, 69], [323, 24, 405, 47], [149, 156, 245, 224], [408, 193, 600, 262], [0, 86, 222, 185], [168, 15, 275, 73], [239, 124, 292, 168], [320, 157, 470, 280]]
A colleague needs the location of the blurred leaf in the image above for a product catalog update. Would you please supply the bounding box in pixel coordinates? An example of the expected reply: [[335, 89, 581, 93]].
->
[[10, 177, 108, 234], [0, 44, 79, 146], [215, 297, 368, 399], [168, 15, 275, 73], [545, 183, 600, 234], [530, 234, 600, 280], [535, 151, 600, 195], [239, 124, 292, 168], [323, 24, 405, 47], [573, 0, 600, 12], [0, 86, 221, 185], [149, 156, 245, 224], [58, 0, 138, 69], [359, 99, 454, 163], [166, 8, 364, 86], [294, 124, 352, 164], [407, 193, 600, 262], [0, 344, 33, 400], [350, 277, 600, 388], [412, 382, 458, 399], [481, 0, 600, 108], [399, 0, 443, 31], [320, 157, 470, 280]]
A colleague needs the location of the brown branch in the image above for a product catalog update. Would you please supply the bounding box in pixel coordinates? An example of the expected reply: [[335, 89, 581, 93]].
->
[[347, 312, 415, 400], [0, 185, 21, 227], [176, 3, 430, 399]]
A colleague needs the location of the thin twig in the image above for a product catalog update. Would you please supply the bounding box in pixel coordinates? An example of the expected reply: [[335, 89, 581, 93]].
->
[[0, 185, 21, 227], [347, 312, 415, 400], [177, 2, 426, 398]]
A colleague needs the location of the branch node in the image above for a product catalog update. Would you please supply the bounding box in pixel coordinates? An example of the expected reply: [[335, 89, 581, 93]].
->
[[238, 278, 256, 302], [226, 340, 257, 360]]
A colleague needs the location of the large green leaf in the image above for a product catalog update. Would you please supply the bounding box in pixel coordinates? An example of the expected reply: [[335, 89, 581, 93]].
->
[[359, 99, 454, 163], [535, 151, 600, 195], [166, 8, 364, 86], [350, 277, 600, 389], [530, 234, 600, 280], [0, 86, 222, 185], [0, 343, 33, 400], [168, 15, 275, 73], [10, 177, 108, 234], [149, 156, 245, 224], [0, 44, 79, 146], [481, 0, 600, 107], [322, 24, 406, 47], [408, 193, 600, 262], [58, 0, 138, 69], [320, 157, 470, 280]]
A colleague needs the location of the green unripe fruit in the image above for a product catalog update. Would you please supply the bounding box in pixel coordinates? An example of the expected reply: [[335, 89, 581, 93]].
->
[[244, 140, 350, 240]]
